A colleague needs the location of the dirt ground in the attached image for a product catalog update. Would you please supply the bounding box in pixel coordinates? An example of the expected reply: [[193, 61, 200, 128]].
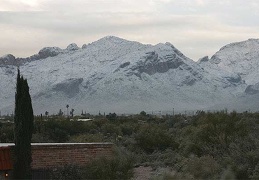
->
[[133, 166, 153, 180], [133, 166, 176, 180]]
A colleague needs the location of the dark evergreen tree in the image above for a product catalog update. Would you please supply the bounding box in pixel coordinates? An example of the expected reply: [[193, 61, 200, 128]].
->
[[70, 108, 74, 117], [13, 69, 34, 179], [58, 109, 63, 116]]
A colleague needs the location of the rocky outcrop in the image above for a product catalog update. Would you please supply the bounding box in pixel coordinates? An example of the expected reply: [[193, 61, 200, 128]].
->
[[0, 43, 83, 66], [66, 43, 79, 51], [130, 51, 184, 76], [82, 44, 88, 49], [52, 78, 84, 98], [198, 56, 209, 63], [245, 83, 259, 95], [0, 54, 18, 66], [38, 47, 62, 59]]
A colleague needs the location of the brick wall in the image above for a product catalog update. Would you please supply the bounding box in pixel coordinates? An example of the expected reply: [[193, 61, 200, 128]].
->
[[10, 143, 114, 170], [31, 143, 113, 169]]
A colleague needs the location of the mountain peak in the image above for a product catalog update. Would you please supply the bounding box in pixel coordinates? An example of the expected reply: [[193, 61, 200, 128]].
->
[[0, 54, 15, 60], [98, 36, 128, 43], [94, 36, 146, 47]]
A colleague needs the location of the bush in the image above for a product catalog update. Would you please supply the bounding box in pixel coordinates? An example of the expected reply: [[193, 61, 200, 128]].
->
[[120, 124, 134, 136], [82, 148, 134, 180], [31, 133, 54, 143], [179, 155, 221, 179], [50, 164, 83, 180], [152, 168, 193, 180], [101, 123, 122, 136], [0, 123, 14, 142], [68, 133, 104, 143], [220, 166, 236, 180], [135, 126, 177, 153], [251, 163, 259, 180]]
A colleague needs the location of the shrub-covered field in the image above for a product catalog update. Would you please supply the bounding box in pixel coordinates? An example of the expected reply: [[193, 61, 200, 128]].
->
[[1, 111, 259, 179]]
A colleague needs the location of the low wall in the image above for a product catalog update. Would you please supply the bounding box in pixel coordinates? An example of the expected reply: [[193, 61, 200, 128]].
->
[[1, 143, 114, 179], [2, 143, 114, 170], [29, 143, 114, 169], [0, 143, 113, 180]]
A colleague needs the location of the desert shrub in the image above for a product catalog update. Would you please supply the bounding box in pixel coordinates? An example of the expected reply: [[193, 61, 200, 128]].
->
[[179, 155, 221, 179], [133, 149, 183, 168], [82, 148, 134, 180], [50, 164, 83, 180], [101, 123, 122, 136], [251, 163, 259, 180], [140, 111, 147, 116], [178, 125, 204, 157], [120, 123, 135, 136], [196, 112, 248, 147], [167, 114, 188, 128], [220, 166, 236, 180], [33, 119, 102, 142], [0, 123, 14, 142], [92, 118, 107, 128], [106, 113, 117, 121], [180, 140, 203, 157], [152, 168, 193, 180], [179, 112, 249, 157], [50, 148, 134, 180], [31, 133, 54, 143], [34, 120, 69, 142], [68, 133, 104, 143], [49, 127, 69, 142], [135, 125, 177, 153], [9, 111, 259, 179], [220, 140, 259, 179]]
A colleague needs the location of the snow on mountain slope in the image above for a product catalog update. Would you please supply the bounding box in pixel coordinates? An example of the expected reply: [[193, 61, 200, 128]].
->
[[198, 39, 259, 111], [208, 39, 259, 85], [0, 66, 17, 113], [0, 36, 254, 114]]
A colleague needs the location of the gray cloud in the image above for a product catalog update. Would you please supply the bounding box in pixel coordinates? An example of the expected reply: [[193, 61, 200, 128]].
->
[[0, 0, 259, 60]]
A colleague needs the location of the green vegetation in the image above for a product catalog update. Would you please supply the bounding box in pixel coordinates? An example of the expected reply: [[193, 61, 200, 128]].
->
[[1, 110, 259, 179], [49, 147, 134, 180], [82, 147, 134, 180]]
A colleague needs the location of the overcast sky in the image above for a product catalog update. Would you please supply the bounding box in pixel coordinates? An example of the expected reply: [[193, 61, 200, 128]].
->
[[0, 0, 259, 60]]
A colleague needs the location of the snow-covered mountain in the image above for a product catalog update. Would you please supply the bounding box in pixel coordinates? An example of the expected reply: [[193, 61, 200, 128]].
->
[[208, 39, 259, 85], [199, 38, 259, 111], [0, 36, 258, 115]]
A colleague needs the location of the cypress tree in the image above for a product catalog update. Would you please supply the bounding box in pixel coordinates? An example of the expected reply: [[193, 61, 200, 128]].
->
[[14, 69, 34, 179]]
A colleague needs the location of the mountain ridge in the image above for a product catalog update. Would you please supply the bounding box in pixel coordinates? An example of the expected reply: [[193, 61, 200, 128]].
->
[[0, 36, 258, 114]]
